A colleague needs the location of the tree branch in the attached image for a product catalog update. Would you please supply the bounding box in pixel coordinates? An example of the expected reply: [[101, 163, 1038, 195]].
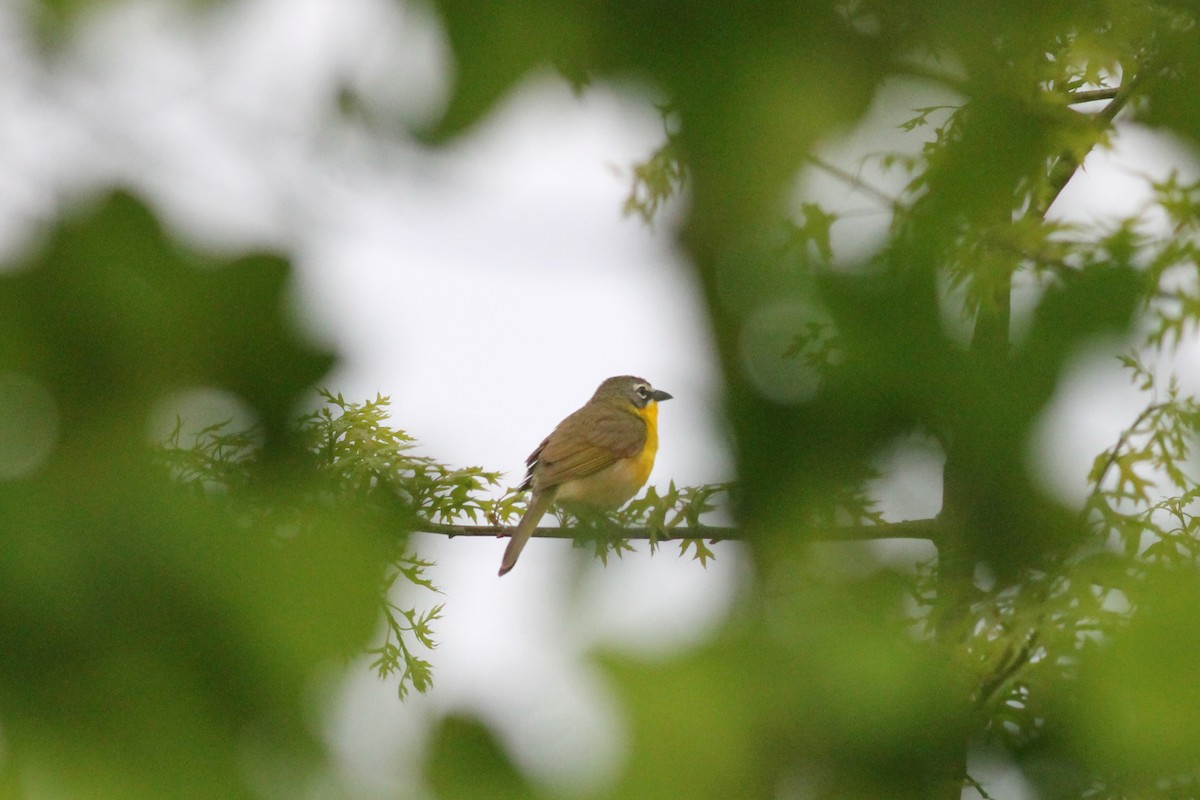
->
[[416, 517, 940, 543], [974, 627, 1040, 712], [1067, 87, 1119, 105], [963, 773, 1000, 800], [806, 155, 904, 213], [1040, 72, 1146, 216]]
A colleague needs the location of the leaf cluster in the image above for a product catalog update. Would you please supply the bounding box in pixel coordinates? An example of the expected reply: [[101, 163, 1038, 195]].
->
[[157, 390, 511, 700], [300, 390, 504, 526]]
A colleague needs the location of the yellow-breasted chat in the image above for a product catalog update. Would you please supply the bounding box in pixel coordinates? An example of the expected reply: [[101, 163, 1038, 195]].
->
[[499, 375, 672, 576]]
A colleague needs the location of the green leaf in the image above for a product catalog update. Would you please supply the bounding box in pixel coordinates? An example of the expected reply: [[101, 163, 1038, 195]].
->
[[426, 715, 538, 800], [0, 191, 381, 799]]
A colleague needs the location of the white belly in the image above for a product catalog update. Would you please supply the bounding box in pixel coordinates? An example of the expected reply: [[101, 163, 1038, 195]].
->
[[554, 458, 644, 509]]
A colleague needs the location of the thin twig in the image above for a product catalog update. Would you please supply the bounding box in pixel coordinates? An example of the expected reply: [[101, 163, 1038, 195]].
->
[[806, 155, 905, 213], [963, 773, 999, 800], [1078, 401, 1167, 526]]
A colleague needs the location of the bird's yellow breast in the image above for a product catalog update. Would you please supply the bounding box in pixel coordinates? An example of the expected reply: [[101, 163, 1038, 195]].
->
[[630, 400, 659, 488], [554, 401, 660, 510]]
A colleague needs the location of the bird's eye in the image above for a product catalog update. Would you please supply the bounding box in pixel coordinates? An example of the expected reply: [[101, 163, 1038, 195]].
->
[[636, 384, 650, 398]]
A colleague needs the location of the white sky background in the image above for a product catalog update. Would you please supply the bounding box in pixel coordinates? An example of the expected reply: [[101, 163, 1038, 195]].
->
[[1, 0, 1198, 797]]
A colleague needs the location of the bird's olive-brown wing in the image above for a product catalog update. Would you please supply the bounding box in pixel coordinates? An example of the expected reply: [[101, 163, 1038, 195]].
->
[[528, 406, 647, 490]]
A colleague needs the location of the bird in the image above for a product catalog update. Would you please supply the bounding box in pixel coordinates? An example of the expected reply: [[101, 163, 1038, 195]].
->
[[498, 375, 672, 576]]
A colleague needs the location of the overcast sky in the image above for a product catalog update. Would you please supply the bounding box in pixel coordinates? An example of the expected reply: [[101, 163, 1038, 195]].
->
[[2, 0, 1198, 796]]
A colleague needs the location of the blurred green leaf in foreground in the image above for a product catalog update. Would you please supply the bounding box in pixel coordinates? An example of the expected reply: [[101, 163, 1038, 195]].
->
[[0, 191, 398, 799]]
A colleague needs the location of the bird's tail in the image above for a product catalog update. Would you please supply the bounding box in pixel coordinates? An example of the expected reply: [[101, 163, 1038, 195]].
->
[[499, 490, 555, 576]]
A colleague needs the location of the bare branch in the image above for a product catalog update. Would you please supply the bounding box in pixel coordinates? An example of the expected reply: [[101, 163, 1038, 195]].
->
[[963, 773, 1000, 800], [807, 155, 904, 213], [1067, 87, 1119, 105]]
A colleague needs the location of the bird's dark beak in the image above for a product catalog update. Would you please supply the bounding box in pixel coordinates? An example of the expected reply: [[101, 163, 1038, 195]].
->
[[651, 389, 673, 402]]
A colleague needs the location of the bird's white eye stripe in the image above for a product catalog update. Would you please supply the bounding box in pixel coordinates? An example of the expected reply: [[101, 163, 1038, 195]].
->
[[636, 384, 651, 396]]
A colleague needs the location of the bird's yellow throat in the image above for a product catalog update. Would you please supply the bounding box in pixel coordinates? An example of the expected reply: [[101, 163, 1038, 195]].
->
[[632, 400, 660, 486]]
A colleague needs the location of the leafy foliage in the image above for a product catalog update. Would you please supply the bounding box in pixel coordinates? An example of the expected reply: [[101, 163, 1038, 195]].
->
[[299, 391, 504, 527], [0, 191, 380, 800], [158, 390, 481, 700], [371, 574, 443, 700], [614, 480, 732, 566], [622, 108, 685, 224]]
